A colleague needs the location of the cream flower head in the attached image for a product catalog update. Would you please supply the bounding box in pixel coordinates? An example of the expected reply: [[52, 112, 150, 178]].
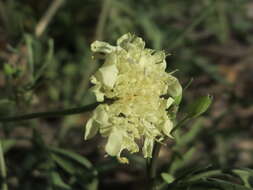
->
[[85, 33, 182, 163]]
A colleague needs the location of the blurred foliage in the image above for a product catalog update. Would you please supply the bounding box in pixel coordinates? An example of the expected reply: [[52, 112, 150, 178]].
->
[[0, 0, 253, 189]]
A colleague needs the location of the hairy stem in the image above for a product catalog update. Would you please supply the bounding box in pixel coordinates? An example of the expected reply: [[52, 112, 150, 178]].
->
[[0, 102, 98, 123]]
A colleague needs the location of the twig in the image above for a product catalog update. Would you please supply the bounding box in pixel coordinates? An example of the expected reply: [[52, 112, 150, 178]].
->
[[0, 102, 98, 123], [35, 0, 65, 38]]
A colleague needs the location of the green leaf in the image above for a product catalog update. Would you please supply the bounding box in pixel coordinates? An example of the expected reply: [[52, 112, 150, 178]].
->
[[206, 178, 252, 190], [51, 153, 76, 175], [3, 64, 16, 76], [176, 118, 203, 146], [49, 147, 93, 169], [174, 95, 182, 106], [50, 148, 99, 190], [169, 147, 196, 174], [2, 139, 16, 153], [173, 178, 252, 190], [171, 95, 212, 136], [50, 171, 71, 190], [24, 34, 35, 81], [233, 168, 253, 188], [161, 173, 175, 184], [187, 95, 212, 118], [34, 38, 54, 82], [185, 169, 223, 182]]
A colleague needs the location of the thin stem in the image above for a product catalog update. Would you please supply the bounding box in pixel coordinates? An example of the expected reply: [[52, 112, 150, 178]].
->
[[170, 116, 190, 136], [147, 142, 162, 190], [0, 140, 8, 190], [0, 102, 98, 123]]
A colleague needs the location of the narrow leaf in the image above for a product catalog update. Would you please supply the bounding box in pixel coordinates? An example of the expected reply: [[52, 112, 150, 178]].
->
[[161, 173, 175, 184], [50, 171, 71, 190]]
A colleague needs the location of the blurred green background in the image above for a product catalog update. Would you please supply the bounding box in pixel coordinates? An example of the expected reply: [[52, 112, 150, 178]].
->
[[0, 0, 253, 189]]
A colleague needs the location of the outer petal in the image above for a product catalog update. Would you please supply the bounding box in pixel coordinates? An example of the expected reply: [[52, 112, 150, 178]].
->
[[161, 118, 174, 139], [116, 135, 138, 164], [166, 97, 174, 108], [117, 33, 145, 51], [94, 105, 109, 124], [105, 130, 123, 156], [167, 76, 182, 98], [117, 33, 131, 47], [90, 76, 104, 102], [91, 41, 116, 54], [151, 51, 166, 65], [84, 118, 99, 140], [98, 64, 118, 88], [90, 85, 104, 102]]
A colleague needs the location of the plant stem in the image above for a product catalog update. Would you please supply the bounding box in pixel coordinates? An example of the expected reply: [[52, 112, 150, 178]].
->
[[170, 115, 190, 136], [0, 102, 98, 123], [147, 142, 161, 190], [0, 140, 8, 190]]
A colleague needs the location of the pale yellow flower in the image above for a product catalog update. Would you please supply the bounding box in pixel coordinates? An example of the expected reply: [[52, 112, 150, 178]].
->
[[85, 33, 182, 163]]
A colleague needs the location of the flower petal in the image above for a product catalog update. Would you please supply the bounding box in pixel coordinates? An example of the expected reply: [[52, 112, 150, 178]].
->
[[93, 105, 109, 124], [117, 33, 145, 51], [98, 64, 118, 88], [84, 118, 99, 140], [90, 76, 104, 102], [166, 97, 174, 108], [167, 76, 182, 98], [161, 118, 174, 139], [91, 41, 116, 54], [105, 130, 123, 156]]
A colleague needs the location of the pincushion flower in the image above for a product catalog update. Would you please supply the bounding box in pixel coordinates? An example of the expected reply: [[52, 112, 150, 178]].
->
[[84, 33, 182, 163]]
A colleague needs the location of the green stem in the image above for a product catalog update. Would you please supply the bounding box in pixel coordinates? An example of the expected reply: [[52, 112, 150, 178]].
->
[[147, 142, 161, 190], [170, 116, 190, 136], [0, 102, 98, 123], [0, 140, 8, 190]]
